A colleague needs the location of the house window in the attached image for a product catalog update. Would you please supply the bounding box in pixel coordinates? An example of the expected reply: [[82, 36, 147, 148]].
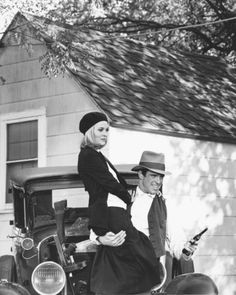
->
[[0, 109, 46, 209], [5, 121, 38, 203]]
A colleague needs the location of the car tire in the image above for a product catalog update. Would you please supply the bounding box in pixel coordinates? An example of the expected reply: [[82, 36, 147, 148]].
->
[[0, 281, 30, 295], [164, 272, 218, 294], [0, 255, 17, 282]]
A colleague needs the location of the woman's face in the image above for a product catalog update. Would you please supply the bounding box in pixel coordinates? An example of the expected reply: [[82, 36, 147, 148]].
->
[[93, 121, 109, 148]]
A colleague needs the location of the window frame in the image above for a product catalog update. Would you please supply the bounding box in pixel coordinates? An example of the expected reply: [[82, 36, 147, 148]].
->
[[0, 109, 46, 211]]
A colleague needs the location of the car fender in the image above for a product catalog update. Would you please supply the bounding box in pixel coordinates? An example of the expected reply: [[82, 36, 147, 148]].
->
[[0, 255, 17, 282], [164, 272, 218, 294], [0, 281, 31, 295]]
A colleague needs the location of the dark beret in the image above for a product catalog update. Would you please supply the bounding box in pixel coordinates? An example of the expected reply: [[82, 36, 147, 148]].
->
[[79, 112, 108, 134]]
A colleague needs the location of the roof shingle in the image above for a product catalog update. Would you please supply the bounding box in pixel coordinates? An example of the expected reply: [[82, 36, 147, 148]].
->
[[3, 12, 236, 143]]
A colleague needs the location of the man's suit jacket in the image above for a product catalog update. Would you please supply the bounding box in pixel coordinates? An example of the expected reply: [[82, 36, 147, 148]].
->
[[78, 146, 131, 235]]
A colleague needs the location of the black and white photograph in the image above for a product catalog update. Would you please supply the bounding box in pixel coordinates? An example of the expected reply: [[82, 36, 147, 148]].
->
[[0, 1, 236, 294]]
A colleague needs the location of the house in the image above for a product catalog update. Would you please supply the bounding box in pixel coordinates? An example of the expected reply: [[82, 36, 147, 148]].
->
[[0, 12, 236, 294]]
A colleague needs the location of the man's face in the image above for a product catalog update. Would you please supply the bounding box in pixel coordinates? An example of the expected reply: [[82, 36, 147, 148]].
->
[[138, 170, 164, 195]]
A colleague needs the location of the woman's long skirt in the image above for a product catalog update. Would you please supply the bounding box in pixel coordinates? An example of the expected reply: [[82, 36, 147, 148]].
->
[[90, 207, 160, 294]]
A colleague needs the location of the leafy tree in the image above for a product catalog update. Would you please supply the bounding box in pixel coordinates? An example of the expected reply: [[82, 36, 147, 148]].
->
[[0, 0, 60, 17], [1, 0, 236, 76], [47, 0, 236, 64], [0, 0, 60, 29]]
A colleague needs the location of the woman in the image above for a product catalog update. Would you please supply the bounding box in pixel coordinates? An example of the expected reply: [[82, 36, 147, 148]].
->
[[78, 111, 160, 295]]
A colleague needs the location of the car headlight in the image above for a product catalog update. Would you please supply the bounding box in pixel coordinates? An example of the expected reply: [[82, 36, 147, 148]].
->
[[21, 238, 34, 250], [31, 261, 66, 295]]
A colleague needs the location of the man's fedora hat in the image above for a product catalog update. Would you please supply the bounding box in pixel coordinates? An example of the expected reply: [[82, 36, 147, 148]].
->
[[132, 151, 171, 175]]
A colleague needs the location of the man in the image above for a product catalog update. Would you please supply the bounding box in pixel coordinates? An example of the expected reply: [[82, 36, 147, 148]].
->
[[92, 151, 196, 292]]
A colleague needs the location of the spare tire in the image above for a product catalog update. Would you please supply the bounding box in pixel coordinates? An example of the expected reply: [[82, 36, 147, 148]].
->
[[164, 272, 218, 294], [0, 281, 30, 295]]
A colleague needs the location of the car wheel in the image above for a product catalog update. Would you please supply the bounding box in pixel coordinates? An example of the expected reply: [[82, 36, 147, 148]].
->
[[0, 281, 30, 295], [164, 272, 218, 294]]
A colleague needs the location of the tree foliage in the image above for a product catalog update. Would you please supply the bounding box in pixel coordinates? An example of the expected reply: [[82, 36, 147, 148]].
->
[[1, 0, 236, 77], [0, 0, 60, 30], [47, 0, 236, 64]]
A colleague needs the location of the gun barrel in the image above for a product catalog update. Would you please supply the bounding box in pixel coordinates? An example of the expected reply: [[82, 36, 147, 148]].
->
[[199, 227, 208, 236], [193, 227, 208, 240]]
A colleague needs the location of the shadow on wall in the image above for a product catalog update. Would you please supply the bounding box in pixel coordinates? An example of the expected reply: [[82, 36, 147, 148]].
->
[[164, 138, 236, 295]]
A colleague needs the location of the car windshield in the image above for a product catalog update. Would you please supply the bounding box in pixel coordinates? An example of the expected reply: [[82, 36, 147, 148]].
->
[[32, 187, 89, 230]]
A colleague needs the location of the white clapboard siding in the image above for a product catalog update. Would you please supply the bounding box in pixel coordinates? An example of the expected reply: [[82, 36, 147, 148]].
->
[[218, 198, 236, 216], [0, 58, 45, 84], [0, 76, 80, 103], [194, 255, 236, 275], [109, 127, 236, 295], [170, 156, 236, 178], [196, 236, 236, 255], [194, 255, 236, 294], [47, 112, 83, 136], [0, 43, 44, 64], [47, 133, 80, 156], [0, 212, 14, 256], [47, 153, 78, 166]]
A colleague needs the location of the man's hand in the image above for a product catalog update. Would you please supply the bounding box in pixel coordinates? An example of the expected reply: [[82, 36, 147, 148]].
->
[[99, 230, 126, 247], [182, 241, 198, 261]]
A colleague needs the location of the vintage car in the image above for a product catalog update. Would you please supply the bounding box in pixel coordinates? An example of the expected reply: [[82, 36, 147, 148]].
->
[[0, 165, 139, 295], [0, 165, 218, 295]]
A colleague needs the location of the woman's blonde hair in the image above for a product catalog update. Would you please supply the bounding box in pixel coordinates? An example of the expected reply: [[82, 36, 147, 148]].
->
[[80, 125, 107, 149]]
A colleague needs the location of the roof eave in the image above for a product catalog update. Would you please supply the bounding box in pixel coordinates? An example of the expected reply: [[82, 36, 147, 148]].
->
[[111, 122, 236, 145]]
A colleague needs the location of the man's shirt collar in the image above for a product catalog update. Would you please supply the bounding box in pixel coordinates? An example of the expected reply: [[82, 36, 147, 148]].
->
[[136, 186, 155, 199]]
